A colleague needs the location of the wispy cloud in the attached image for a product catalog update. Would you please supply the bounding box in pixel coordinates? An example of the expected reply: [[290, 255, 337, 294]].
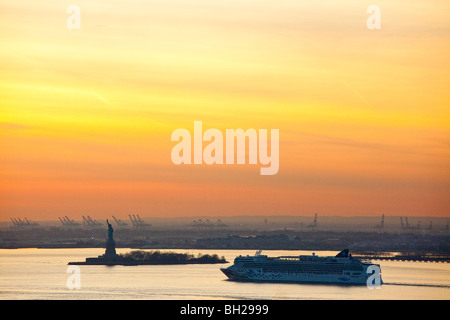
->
[[0, 83, 109, 105], [0, 122, 33, 130], [297, 131, 448, 159]]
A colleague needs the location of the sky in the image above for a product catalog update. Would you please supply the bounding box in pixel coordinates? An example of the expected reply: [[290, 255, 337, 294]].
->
[[0, 0, 449, 221]]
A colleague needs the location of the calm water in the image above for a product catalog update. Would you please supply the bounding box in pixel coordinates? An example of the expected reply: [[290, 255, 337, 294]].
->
[[0, 248, 449, 300]]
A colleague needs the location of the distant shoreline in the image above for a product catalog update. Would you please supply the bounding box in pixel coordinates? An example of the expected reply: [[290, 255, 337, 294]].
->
[[1, 244, 449, 262], [2, 225, 448, 262]]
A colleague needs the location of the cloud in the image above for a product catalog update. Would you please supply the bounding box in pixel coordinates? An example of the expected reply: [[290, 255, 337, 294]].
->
[[298, 131, 447, 159], [0, 122, 33, 130]]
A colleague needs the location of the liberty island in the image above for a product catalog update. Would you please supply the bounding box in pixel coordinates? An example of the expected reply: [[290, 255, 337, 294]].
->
[[68, 220, 227, 266]]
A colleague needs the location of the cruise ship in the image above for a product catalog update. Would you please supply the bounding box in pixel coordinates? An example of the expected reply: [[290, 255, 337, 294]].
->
[[220, 249, 382, 285]]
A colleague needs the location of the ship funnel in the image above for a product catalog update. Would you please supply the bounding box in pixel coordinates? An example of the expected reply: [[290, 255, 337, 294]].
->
[[335, 249, 349, 258]]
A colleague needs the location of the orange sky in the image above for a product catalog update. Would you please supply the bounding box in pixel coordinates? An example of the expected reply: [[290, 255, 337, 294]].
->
[[1, 0, 449, 221]]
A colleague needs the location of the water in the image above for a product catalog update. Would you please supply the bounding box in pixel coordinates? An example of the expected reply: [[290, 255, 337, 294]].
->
[[0, 248, 449, 300]]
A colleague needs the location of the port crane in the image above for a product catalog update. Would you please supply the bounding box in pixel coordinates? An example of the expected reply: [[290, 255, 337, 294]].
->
[[82, 216, 102, 227], [374, 214, 385, 233], [128, 214, 151, 228], [306, 213, 318, 231], [10, 217, 39, 227], [112, 216, 128, 227], [59, 216, 80, 226]]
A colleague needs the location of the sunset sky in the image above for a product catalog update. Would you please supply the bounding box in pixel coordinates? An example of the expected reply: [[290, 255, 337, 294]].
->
[[1, 0, 449, 221]]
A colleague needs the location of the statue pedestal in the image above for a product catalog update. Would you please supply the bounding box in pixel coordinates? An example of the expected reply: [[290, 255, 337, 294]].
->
[[95, 239, 123, 263], [104, 240, 117, 256]]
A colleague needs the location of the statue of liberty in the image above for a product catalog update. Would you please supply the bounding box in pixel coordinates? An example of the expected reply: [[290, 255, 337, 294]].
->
[[104, 219, 117, 256], [106, 219, 114, 242]]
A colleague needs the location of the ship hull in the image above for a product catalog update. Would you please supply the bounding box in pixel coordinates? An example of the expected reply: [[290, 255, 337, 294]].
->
[[220, 266, 375, 285]]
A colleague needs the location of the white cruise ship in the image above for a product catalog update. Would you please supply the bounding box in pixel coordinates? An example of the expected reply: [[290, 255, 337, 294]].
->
[[220, 249, 382, 285]]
